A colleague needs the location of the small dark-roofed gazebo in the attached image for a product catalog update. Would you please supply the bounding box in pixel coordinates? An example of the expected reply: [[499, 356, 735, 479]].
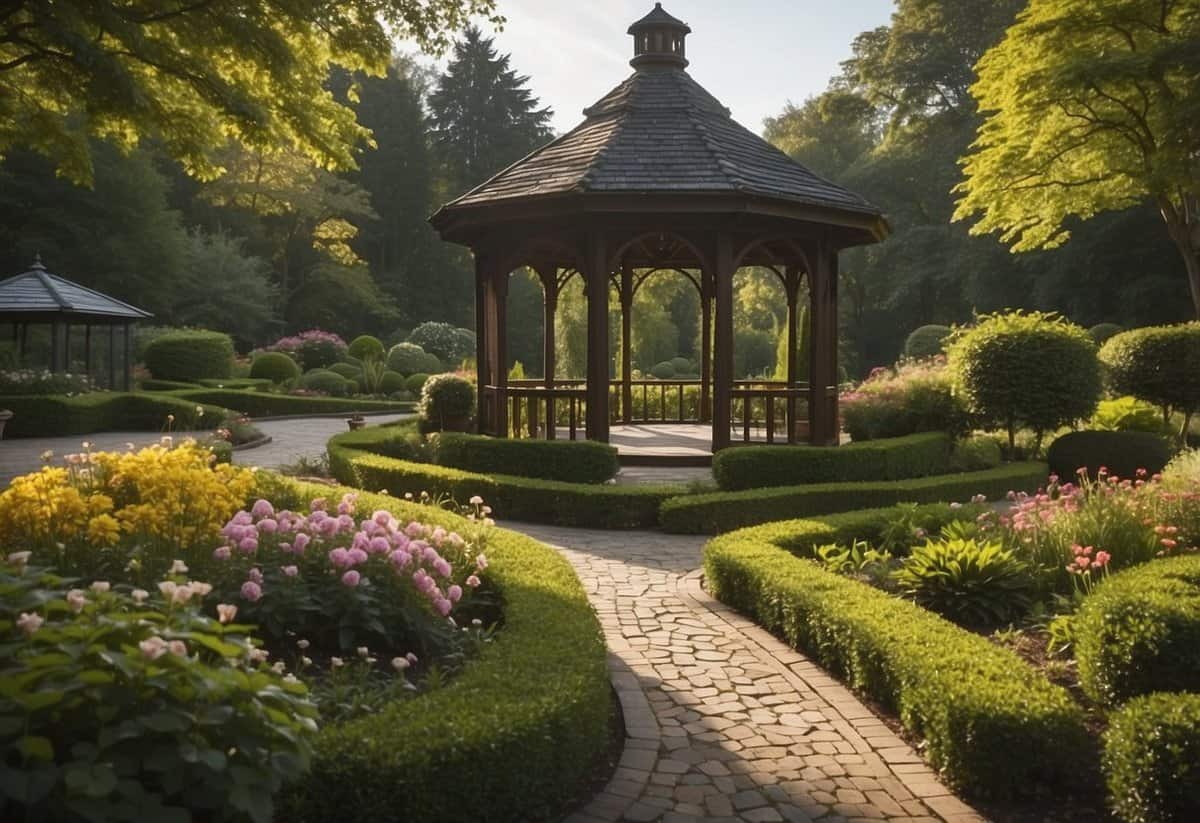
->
[[430, 3, 887, 453], [0, 257, 152, 390]]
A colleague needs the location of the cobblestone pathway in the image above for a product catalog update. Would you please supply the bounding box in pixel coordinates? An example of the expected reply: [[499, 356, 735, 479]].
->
[[506, 523, 984, 823]]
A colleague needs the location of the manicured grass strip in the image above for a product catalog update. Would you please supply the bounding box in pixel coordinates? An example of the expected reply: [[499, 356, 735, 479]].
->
[[660, 461, 1048, 534], [0, 392, 226, 437], [712, 432, 953, 490], [704, 523, 1090, 798], [264, 479, 609, 822]]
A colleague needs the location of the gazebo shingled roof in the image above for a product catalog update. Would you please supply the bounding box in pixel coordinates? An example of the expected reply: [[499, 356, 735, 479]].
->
[[0, 258, 152, 322]]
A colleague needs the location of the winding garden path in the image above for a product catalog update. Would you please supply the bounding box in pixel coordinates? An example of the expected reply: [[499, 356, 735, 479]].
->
[[507, 523, 985, 823]]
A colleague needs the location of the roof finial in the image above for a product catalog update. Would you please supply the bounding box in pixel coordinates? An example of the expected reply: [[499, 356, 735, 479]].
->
[[31, 253, 44, 270], [628, 3, 691, 70]]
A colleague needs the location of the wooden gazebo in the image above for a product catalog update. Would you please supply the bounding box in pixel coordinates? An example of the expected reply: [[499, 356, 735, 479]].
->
[[0, 257, 151, 389], [430, 3, 887, 451]]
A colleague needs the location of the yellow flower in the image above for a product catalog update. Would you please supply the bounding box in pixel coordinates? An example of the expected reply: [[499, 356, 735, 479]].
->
[[87, 514, 121, 546]]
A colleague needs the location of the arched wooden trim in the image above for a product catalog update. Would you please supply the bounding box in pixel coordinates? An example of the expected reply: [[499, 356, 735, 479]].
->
[[611, 229, 710, 273], [496, 234, 579, 277], [733, 233, 812, 274]]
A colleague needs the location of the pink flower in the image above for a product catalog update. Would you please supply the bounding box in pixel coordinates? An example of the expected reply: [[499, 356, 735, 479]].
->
[[329, 547, 350, 568], [433, 558, 452, 578], [448, 584, 463, 603], [168, 640, 188, 657], [251, 499, 275, 519], [466, 574, 481, 588], [281, 565, 299, 578], [476, 554, 488, 571], [240, 581, 263, 602], [217, 603, 238, 623], [293, 532, 311, 553], [341, 570, 361, 587], [369, 536, 390, 554], [347, 547, 369, 566], [139, 636, 168, 660], [257, 518, 278, 534], [16, 612, 43, 635], [1161, 538, 1178, 549], [67, 589, 87, 613], [434, 597, 452, 616], [1076, 556, 1091, 570], [238, 536, 258, 553], [1094, 551, 1111, 567], [248, 567, 263, 584]]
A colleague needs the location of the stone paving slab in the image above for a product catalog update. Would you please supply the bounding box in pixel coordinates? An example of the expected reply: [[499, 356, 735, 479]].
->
[[506, 523, 986, 823]]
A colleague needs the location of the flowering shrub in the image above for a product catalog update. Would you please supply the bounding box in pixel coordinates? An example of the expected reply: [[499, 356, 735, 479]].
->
[[839, 357, 967, 441], [0, 368, 92, 395], [0, 556, 317, 823], [407, 322, 475, 364], [264, 330, 348, 371]]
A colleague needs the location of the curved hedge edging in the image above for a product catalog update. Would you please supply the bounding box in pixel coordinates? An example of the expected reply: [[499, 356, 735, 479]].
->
[[167, 388, 412, 418], [1075, 555, 1200, 706], [712, 432, 953, 491], [329, 438, 680, 529], [704, 522, 1090, 798], [661, 462, 1048, 534], [1103, 692, 1200, 823], [272, 481, 610, 822], [0, 393, 227, 437], [434, 433, 619, 484]]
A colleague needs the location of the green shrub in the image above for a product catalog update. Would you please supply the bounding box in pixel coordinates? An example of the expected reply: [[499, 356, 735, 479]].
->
[[948, 311, 1101, 451], [379, 370, 407, 395], [249, 351, 301, 384], [751, 503, 988, 558], [893, 537, 1035, 628], [841, 359, 967, 441], [434, 433, 618, 484], [405, 372, 430, 395], [1075, 555, 1200, 706], [949, 435, 1002, 471], [904, 324, 951, 359], [195, 377, 272, 390], [327, 362, 362, 381], [704, 528, 1090, 797], [660, 462, 1048, 534], [139, 378, 200, 391], [407, 322, 474, 364], [650, 360, 676, 379], [1100, 323, 1200, 441], [417, 373, 474, 432], [346, 334, 385, 362], [0, 340, 17, 369], [0, 393, 223, 437], [300, 369, 352, 397], [327, 423, 428, 467], [142, 329, 234, 382], [1103, 692, 1200, 823], [669, 356, 693, 374], [1088, 323, 1124, 346], [387, 342, 443, 376], [167, 389, 411, 419], [1046, 430, 1174, 482], [1089, 396, 1174, 435], [712, 432, 953, 490]]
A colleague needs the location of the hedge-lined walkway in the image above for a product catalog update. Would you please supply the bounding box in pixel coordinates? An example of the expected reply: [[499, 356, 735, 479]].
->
[[510, 522, 983, 823]]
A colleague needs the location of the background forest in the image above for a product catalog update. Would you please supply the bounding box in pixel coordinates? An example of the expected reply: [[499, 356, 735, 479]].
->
[[0, 0, 1192, 379]]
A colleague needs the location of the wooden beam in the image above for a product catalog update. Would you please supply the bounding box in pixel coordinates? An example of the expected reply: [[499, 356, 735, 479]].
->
[[808, 235, 839, 445], [583, 230, 610, 442], [474, 254, 490, 434], [122, 324, 132, 391], [700, 272, 712, 423], [785, 265, 800, 444], [621, 266, 633, 425], [486, 269, 509, 437], [538, 265, 558, 439], [712, 232, 735, 451]]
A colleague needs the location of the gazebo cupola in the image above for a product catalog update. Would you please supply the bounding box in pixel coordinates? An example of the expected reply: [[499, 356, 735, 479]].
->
[[629, 2, 691, 69]]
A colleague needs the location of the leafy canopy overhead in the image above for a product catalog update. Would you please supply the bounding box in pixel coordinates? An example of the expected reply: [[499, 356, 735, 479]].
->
[[0, 0, 501, 184]]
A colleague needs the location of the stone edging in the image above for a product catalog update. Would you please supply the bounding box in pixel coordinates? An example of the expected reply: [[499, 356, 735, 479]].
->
[[230, 435, 273, 452]]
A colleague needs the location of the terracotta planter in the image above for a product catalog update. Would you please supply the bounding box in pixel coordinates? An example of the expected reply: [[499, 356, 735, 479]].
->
[[0, 409, 11, 440]]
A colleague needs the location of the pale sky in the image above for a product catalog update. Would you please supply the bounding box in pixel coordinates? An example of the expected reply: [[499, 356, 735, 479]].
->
[[409, 0, 895, 136]]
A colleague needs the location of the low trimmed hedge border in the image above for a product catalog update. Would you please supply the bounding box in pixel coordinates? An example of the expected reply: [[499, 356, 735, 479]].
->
[[704, 521, 1090, 798], [270, 479, 610, 822], [712, 432, 953, 491], [1103, 692, 1200, 823], [434, 432, 619, 484], [165, 388, 413, 418], [1075, 555, 1200, 706], [660, 462, 1048, 534], [0, 393, 226, 437]]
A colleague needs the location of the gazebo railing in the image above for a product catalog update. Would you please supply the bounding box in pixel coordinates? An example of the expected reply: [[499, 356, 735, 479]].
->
[[730, 382, 810, 445]]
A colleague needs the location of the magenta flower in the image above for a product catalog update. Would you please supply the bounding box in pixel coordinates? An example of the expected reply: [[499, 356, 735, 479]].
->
[[448, 584, 463, 603], [341, 570, 361, 587], [213, 545, 232, 560], [257, 518, 278, 534], [282, 565, 299, 578], [240, 581, 263, 602], [251, 499, 275, 519], [434, 597, 452, 616]]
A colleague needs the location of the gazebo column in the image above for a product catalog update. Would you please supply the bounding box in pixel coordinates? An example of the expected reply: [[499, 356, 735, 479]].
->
[[108, 325, 117, 389], [123, 323, 132, 391], [700, 272, 712, 423], [583, 231, 610, 442], [50, 321, 60, 373], [536, 265, 558, 439], [84, 324, 92, 381], [808, 238, 839, 446], [474, 253, 505, 436], [711, 232, 735, 451], [784, 265, 802, 445], [486, 270, 509, 437], [64, 323, 72, 373], [620, 266, 634, 425]]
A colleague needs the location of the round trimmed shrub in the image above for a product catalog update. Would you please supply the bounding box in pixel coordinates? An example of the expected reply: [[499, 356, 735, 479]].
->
[[347, 335, 385, 362], [328, 362, 363, 381], [1046, 430, 1174, 482], [417, 373, 475, 432], [650, 361, 676, 379], [904, 324, 951, 359], [947, 311, 1101, 450], [408, 322, 475, 364], [143, 330, 234, 382], [387, 342, 443, 376], [1088, 323, 1123, 346], [1104, 693, 1200, 823], [379, 370, 406, 395], [249, 351, 301, 384], [300, 369, 352, 397], [405, 373, 430, 395], [669, 356, 692, 374], [1100, 323, 1200, 438], [1089, 396, 1173, 435]]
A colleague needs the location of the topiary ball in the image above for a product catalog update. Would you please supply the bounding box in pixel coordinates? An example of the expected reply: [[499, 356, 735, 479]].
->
[[249, 351, 301, 384], [650, 361, 676, 379], [1100, 323, 1200, 426], [387, 342, 443, 376], [143, 330, 235, 382], [1046, 430, 1174, 482], [379, 370, 407, 395], [300, 369, 352, 397], [417, 373, 475, 432], [904, 325, 952, 359], [347, 335, 385, 362], [405, 373, 430, 396], [328, 362, 363, 381]]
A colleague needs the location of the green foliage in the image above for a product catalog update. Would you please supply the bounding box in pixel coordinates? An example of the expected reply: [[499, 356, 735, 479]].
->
[[378, 370, 407, 395], [0, 563, 318, 823], [0, 369, 92, 395], [405, 373, 431, 395], [893, 538, 1035, 628], [1088, 323, 1124, 346], [287, 263, 401, 341], [174, 229, 280, 349], [0, 393, 223, 437], [904, 325, 951, 359], [660, 462, 1048, 534], [387, 342, 443, 376], [166, 389, 410, 419], [713, 433, 954, 491], [734, 327, 776, 378], [249, 352, 301, 385], [346, 335, 385, 362], [434, 433, 618, 484], [406, 322, 475, 364], [299, 369, 353, 397], [1103, 692, 1200, 823], [1090, 396, 1175, 435], [1100, 324, 1200, 439], [650, 361, 676, 379], [327, 362, 363, 381], [704, 527, 1090, 798], [143, 330, 234, 382], [840, 359, 967, 441], [1046, 431, 1174, 483], [1075, 555, 1200, 706], [947, 311, 1101, 449], [417, 373, 475, 432], [327, 422, 430, 464], [948, 435, 1002, 472]]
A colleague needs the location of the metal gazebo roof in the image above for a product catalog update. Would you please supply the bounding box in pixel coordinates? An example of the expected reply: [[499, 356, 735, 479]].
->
[[0, 258, 152, 323]]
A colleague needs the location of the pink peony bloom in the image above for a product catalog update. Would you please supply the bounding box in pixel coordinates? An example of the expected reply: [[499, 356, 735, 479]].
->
[[240, 581, 263, 602], [341, 570, 361, 587], [16, 612, 43, 635], [447, 584, 463, 603], [476, 554, 488, 571], [434, 597, 452, 616], [213, 545, 232, 560], [251, 499, 275, 519], [67, 589, 87, 613], [248, 567, 263, 584], [293, 532, 311, 553], [347, 547, 369, 566], [329, 547, 350, 568], [238, 536, 259, 553], [257, 518, 278, 534], [281, 565, 299, 578], [466, 574, 481, 588], [139, 636, 168, 660], [369, 536, 390, 554]]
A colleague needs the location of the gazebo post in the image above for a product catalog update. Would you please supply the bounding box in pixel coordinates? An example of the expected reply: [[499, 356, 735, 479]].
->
[[620, 266, 634, 425], [109, 325, 117, 389], [485, 269, 509, 437], [711, 232, 734, 451], [583, 231, 610, 442], [64, 322, 72, 373], [84, 324, 92, 381], [123, 322, 132, 391], [474, 256, 490, 434], [537, 265, 558, 439], [700, 271, 712, 423], [809, 237, 839, 446], [785, 265, 801, 445], [50, 320, 60, 373]]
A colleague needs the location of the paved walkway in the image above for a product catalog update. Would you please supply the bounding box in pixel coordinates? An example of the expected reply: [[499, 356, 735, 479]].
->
[[506, 523, 983, 823]]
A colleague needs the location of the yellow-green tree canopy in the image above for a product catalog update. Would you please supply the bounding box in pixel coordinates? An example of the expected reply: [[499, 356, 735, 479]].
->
[[0, 0, 500, 184], [954, 0, 1200, 316]]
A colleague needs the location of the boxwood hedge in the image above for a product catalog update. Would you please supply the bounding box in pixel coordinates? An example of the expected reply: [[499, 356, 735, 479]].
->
[[434, 433, 619, 484], [142, 329, 234, 382], [704, 522, 1090, 798], [660, 462, 1048, 534], [1075, 555, 1200, 706], [273, 480, 610, 822], [167, 389, 412, 418], [712, 432, 953, 490], [0, 393, 226, 437], [1103, 692, 1200, 823]]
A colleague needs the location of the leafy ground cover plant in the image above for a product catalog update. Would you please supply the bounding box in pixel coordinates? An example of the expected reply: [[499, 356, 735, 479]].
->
[[892, 536, 1035, 628]]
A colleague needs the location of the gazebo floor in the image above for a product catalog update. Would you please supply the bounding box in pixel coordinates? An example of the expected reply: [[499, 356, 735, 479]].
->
[[551, 423, 803, 466]]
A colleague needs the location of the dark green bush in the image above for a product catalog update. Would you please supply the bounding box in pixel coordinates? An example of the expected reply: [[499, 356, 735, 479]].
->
[[1103, 692, 1200, 823], [379, 370, 407, 395], [712, 432, 953, 490], [300, 368, 352, 397], [327, 362, 362, 381], [1046, 430, 1174, 482], [139, 378, 200, 391], [405, 372, 430, 395], [168, 389, 411, 418], [1088, 323, 1123, 346], [948, 435, 1002, 471], [661, 462, 1048, 534], [669, 356, 693, 374], [387, 342, 443, 376], [347, 334, 385, 362], [904, 324, 951, 359], [249, 351, 301, 384], [1100, 323, 1200, 440], [407, 322, 474, 364], [0, 393, 224, 437], [142, 329, 234, 382], [418, 373, 474, 432], [1075, 555, 1200, 706], [278, 482, 609, 823], [704, 527, 1090, 798], [434, 433, 618, 484], [650, 361, 676, 379], [327, 422, 428, 466], [195, 377, 272, 390], [948, 311, 1101, 451]]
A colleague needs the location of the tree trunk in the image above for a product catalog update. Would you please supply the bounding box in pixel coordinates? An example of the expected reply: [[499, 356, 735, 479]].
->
[[1159, 194, 1200, 318]]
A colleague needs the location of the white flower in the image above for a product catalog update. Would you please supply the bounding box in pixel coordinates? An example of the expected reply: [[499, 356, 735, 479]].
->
[[248, 647, 269, 664], [271, 661, 286, 674], [16, 612, 43, 636], [330, 657, 345, 668], [356, 646, 369, 658], [66, 589, 87, 613], [169, 559, 188, 575], [158, 581, 177, 598], [131, 589, 149, 604], [90, 581, 111, 593], [301, 656, 313, 667], [139, 636, 168, 660], [469, 495, 483, 506], [7, 551, 32, 567], [217, 603, 238, 624], [160, 435, 174, 448], [296, 638, 310, 650], [391, 656, 410, 671], [189, 581, 213, 598]]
